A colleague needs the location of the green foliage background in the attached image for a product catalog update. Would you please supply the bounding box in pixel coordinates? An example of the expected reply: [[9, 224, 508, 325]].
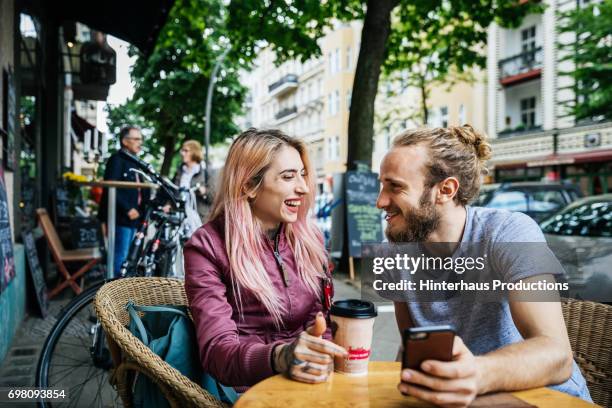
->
[[106, 0, 246, 176], [227, 0, 540, 167], [558, 0, 612, 122]]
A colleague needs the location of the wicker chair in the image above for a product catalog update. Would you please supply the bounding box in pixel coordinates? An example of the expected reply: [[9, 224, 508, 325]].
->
[[94, 277, 227, 408], [562, 298, 612, 407]]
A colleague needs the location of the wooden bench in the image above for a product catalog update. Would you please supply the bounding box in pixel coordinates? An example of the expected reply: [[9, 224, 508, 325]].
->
[[36, 208, 102, 298]]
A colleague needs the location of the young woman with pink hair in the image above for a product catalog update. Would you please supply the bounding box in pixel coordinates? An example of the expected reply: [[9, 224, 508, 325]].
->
[[184, 128, 347, 389]]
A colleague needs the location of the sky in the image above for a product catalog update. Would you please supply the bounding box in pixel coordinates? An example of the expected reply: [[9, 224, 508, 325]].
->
[[97, 36, 136, 134]]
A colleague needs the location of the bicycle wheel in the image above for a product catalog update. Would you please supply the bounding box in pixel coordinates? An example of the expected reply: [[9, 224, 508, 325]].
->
[[36, 281, 123, 407]]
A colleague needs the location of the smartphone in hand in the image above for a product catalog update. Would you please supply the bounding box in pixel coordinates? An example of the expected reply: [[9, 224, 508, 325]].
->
[[402, 325, 455, 371]]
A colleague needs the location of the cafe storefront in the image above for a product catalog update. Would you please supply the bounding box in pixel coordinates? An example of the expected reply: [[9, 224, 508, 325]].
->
[[490, 121, 612, 195], [0, 0, 174, 364]]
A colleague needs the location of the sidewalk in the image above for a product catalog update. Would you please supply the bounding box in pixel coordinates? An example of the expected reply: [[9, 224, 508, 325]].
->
[[0, 276, 400, 406], [0, 295, 70, 408]]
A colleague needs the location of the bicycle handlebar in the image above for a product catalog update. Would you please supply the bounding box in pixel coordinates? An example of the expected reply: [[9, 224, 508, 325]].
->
[[119, 150, 183, 207]]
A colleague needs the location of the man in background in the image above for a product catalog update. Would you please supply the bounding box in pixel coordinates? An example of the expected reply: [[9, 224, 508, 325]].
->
[[98, 126, 150, 276]]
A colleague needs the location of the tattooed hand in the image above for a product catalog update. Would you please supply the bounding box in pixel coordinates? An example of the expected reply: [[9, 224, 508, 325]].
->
[[273, 312, 348, 383]]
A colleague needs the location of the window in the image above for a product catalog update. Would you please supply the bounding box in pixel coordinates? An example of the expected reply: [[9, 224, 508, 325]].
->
[[334, 135, 340, 159], [458, 104, 466, 125], [346, 46, 352, 70], [346, 91, 352, 111], [334, 90, 340, 114], [521, 26, 536, 52], [529, 191, 566, 213], [328, 136, 340, 160], [521, 26, 537, 66], [334, 48, 341, 74], [328, 52, 333, 74], [520, 97, 536, 128], [440, 106, 449, 128], [487, 191, 528, 212], [328, 91, 339, 116]]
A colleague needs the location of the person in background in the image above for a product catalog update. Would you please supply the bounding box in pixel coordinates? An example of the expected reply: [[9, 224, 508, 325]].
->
[[184, 128, 347, 390], [98, 126, 150, 277], [165, 140, 210, 222]]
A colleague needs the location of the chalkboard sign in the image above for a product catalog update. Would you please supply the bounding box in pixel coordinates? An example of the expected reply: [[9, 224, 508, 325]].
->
[[345, 171, 383, 257], [22, 231, 48, 317], [70, 218, 101, 249], [0, 165, 15, 293]]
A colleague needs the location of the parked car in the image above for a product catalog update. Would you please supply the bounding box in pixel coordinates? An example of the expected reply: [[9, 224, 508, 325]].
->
[[474, 181, 583, 222], [540, 194, 612, 304]]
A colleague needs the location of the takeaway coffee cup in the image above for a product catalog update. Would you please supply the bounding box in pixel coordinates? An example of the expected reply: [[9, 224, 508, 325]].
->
[[330, 299, 377, 376]]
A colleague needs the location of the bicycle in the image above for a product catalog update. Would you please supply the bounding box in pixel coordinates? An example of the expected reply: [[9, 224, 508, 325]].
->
[[35, 150, 198, 407]]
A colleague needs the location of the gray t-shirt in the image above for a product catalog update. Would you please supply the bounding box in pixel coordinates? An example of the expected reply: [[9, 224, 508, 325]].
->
[[407, 206, 592, 401]]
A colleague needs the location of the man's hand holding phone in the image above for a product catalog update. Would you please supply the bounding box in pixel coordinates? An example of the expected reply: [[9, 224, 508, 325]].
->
[[399, 327, 480, 407]]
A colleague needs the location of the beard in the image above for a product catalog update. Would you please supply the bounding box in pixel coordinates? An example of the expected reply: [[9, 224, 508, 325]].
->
[[385, 188, 441, 243]]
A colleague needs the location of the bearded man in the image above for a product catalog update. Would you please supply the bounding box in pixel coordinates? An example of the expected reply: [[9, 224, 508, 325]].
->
[[376, 125, 592, 407]]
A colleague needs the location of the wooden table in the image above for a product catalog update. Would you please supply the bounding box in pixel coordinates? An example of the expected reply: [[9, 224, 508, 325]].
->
[[235, 362, 597, 408]]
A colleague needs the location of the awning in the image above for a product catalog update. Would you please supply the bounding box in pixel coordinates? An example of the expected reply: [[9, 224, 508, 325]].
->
[[21, 0, 175, 56]]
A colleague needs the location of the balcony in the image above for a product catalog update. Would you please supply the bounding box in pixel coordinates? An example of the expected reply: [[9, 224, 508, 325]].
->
[[274, 106, 298, 123], [268, 74, 298, 98], [498, 124, 543, 138], [499, 47, 543, 87]]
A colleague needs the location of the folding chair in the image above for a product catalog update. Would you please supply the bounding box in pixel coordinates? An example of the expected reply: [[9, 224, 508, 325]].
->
[[36, 208, 102, 298]]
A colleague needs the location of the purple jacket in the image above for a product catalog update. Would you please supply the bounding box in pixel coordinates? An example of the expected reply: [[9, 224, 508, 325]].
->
[[184, 217, 332, 387]]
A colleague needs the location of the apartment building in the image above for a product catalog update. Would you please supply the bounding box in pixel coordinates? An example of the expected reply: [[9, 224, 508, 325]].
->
[[372, 69, 488, 172], [487, 0, 612, 194], [244, 20, 488, 188], [242, 21, 362, 192]]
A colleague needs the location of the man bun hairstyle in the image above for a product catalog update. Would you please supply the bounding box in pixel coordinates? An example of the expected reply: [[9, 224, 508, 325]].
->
[[393, 124, 492, 206], [449, 124, 492, 162]]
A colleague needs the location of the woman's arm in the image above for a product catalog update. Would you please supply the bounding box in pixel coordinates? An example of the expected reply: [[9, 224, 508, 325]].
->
[[184, 232, 284, 387]]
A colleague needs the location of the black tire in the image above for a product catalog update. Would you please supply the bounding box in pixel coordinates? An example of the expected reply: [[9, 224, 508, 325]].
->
[[35, 281, 123, 407]]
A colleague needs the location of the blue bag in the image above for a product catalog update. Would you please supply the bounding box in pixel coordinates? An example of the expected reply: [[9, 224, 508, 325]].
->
[[126, 300, 238, 407]]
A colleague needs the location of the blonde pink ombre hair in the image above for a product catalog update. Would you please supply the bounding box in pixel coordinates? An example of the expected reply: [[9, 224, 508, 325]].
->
[[210, 128, 327, 326]]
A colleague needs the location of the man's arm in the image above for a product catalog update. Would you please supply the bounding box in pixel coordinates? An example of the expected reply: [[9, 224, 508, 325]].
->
[[398, 279, 573, 407], [475, 298, 573, 394]]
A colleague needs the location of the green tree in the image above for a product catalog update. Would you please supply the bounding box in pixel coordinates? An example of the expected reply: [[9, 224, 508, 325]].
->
[[107, 0, 246, 176], [228, 0, 539, 169], [229, 0, 539, 273], [558, 0, 612, 121]]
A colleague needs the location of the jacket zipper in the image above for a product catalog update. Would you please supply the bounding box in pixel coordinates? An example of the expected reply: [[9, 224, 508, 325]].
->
[[273, 233, 290, 287]]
